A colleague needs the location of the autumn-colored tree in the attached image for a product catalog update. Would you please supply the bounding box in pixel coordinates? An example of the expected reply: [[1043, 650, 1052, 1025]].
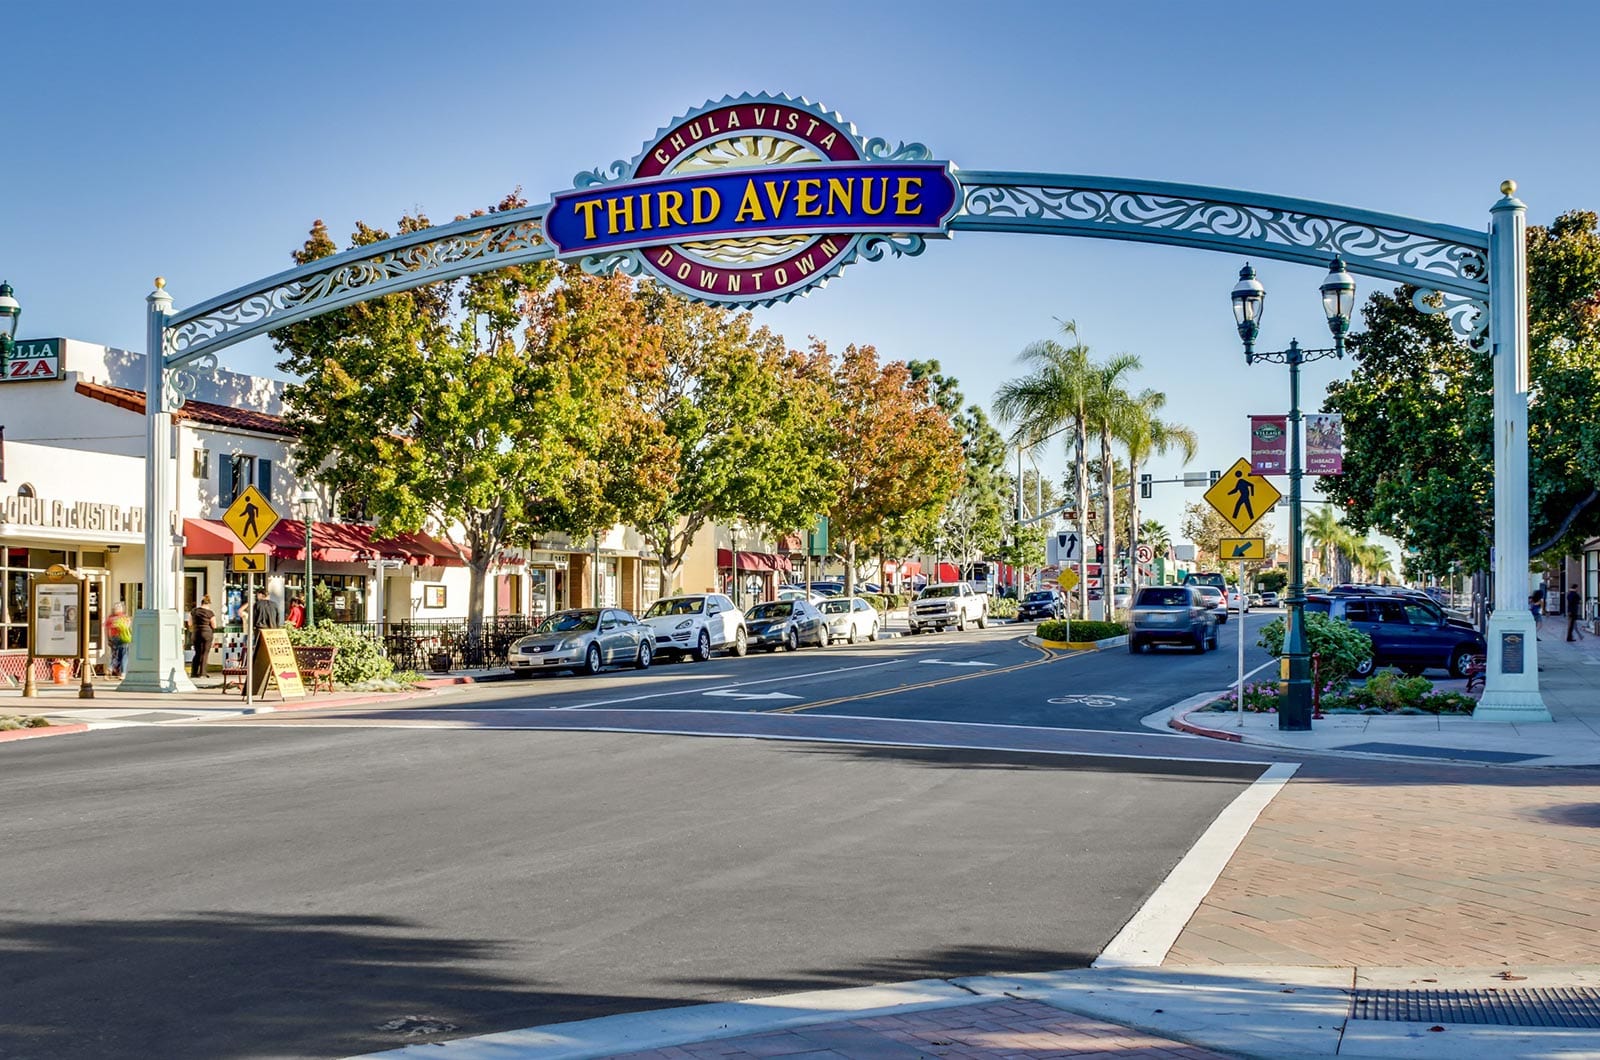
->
[[629, 282, 841, 592], [1182, 501, 1275, 585], [823, 343, 963, 593]]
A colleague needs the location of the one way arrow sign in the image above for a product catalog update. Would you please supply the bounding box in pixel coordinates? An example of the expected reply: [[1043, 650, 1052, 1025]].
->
[[703, 689, 803, 702], [1055, 531, 1080, 563]]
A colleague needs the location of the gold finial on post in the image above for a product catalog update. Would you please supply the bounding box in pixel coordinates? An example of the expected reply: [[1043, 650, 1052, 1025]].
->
[[154, 277, 166, 289], [1500, 180, 1517, 197]]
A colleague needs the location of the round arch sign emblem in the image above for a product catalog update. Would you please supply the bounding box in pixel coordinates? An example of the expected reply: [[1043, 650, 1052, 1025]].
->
[[545, 94, 963, 306]]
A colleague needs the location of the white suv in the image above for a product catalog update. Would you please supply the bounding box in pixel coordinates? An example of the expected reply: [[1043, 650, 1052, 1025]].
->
[[641, 593, 748, 660], [908, 582, 989, 634]]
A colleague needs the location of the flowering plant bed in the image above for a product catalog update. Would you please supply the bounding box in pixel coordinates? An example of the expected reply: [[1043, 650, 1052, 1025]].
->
[[1202, 670, 1476, 715]]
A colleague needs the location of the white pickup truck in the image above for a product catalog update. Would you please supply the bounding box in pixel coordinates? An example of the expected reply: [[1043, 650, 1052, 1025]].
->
[[908, 581, 989, 634]]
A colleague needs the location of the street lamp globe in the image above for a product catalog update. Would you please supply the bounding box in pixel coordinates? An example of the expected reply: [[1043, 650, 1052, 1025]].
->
[[296, 486, 317, 512], [1319, 256, 1357, 352], [0, 282, 21, 342], [1230, 264, 1265, 360]]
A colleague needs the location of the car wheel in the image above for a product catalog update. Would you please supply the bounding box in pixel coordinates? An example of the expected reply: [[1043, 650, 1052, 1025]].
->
[[635, 642, 652, 670], [1353, 656, 1376, 678], [1128, 637, 1142, 654], [847, 625, 858, 645], [693, 628, 712, 662], [785, 627, 801, 652], [977, 611, 988, 629], [1207, 631, 1219, 651], [582, 643, 603, 675], [956, 611, 966, 632], [1448, 647, 1473, 679], [908, 625, 921, 635], [732, 627, 748, 657], [1192, 631, 1207, 654], [868, 623, 879, 642]]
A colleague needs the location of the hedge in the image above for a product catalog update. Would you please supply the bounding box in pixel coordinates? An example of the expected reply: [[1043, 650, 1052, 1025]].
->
[[1036, 619, 1127, 643]]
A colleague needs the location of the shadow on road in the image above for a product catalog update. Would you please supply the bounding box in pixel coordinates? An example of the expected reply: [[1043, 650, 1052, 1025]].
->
[[761, 741, 1266, 781], [0, 911, 674, 1060], [664, 942, 1098, 996]]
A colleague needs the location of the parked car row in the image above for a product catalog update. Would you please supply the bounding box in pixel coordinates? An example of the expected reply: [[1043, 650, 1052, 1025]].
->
[[508, 591, 887, 677]]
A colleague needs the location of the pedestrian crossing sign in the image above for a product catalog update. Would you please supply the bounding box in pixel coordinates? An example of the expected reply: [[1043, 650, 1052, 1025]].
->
[[1203, 458, 1281, 534], [222, 484, 279, 550]]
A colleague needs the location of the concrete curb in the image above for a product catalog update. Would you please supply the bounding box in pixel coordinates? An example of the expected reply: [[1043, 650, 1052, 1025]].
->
[[1036, 634, 1128, 651], [1169, 704, 1243, 742], [0, 721, 90, 744]]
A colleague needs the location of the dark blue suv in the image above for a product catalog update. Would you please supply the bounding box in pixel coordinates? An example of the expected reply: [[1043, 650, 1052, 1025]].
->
[[1303, 593, 1485, 678]]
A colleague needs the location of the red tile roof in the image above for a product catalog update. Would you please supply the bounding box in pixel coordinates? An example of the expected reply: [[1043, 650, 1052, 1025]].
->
[[74, 380, 295, 436]]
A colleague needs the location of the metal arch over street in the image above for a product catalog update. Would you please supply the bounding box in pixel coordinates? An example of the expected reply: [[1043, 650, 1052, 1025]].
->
[[161, 174, 1489, 368], [127, 94, 1539, 722]]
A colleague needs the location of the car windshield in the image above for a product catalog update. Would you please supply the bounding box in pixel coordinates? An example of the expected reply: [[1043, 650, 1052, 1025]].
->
[[1137, 588, 1190, 607], [537, 610, 598, 633], [820, 600, 850, 614], [747, 602, 793, 620], [1185, 573, 1227, 590], [921, 585, 960, 599], [1025, 591, 1054, 602], [644, 597, 703, 618], [1194, 587, 1223, 601]]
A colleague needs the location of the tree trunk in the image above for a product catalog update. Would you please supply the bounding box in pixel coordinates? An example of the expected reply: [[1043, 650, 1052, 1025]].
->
[[1100, 429, 1116, 619], [1074, 422, 1088, 620], [1127, 455, 1140, 599], [844, 540, 856, 596]]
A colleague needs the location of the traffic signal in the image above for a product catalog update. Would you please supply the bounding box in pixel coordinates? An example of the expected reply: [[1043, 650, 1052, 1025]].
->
[[1209, 469, 1222, 486], [1095, 543, 1105, 562], [1140, 473, 1152, 499]]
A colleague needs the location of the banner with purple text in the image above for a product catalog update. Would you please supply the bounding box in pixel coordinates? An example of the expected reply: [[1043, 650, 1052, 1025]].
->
[[1250, 415, 1288, 475], [1306, 414, 1344, 475]]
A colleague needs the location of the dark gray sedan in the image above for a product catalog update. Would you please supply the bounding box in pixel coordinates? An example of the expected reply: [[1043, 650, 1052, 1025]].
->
[[509, 608, 654, 676], [743, 599, 828, 651]]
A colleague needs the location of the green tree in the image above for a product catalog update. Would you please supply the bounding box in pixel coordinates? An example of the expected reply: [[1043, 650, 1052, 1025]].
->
[[912, 360, 1011, 568], [629, 284, 840, 592], [1117, 389, 1197, 594], [273, 201, 665, 637], [1324, 210, 1600, 570], [1182, 501, 1274, 580], [993, 321, 1096, 616], [1304, 505, 1353, 587], [1086, 353, 1142, 614]]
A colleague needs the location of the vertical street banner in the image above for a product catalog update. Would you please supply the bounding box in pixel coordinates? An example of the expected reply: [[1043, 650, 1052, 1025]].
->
[[1250, 416, 1288, 475], [1306, 414, 1345, 475]]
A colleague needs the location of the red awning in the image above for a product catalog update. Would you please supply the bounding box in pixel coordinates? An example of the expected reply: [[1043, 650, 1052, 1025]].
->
[[716, 548, 792, 573], [182, 519, 467, 567]]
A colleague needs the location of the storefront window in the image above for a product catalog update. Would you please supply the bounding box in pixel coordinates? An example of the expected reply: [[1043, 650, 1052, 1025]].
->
[[2, 548, 100, 650], [280, 573, 368, 625]]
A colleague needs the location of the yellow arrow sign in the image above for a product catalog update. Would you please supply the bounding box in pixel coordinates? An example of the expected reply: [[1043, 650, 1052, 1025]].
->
[[1203, 458, 1282, 534], [222, 484, 279, 550], [231, 552, 270, 573], [1219, 537, 1267, 561]]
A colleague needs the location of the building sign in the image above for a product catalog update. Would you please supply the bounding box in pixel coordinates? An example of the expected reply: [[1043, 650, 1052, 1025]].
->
[[1306, 414, 1344, 475], [1249, 415, 1288, 476], [1, 495, 145, 534], [2, 338, 63, 382], [546, 94, 963, 306]]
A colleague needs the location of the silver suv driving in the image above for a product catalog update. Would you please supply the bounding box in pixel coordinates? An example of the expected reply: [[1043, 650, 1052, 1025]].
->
[[908, 581, 989, 634], [1129, 585, 1218, 654]]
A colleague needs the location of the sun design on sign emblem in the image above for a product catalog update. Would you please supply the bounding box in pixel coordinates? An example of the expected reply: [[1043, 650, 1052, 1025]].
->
[[564, 93, 950, 307]]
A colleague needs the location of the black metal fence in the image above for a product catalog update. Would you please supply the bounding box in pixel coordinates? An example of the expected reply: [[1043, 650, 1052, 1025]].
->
[[328, 615, 541, 671]]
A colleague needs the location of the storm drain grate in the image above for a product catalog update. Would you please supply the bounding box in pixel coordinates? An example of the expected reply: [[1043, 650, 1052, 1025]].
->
[[1352, 987, 1600, 1028]]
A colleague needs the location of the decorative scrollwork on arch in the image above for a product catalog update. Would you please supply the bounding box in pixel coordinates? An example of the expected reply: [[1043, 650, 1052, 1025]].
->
[[857, 233, 927, 262], [1413, 288, 1490, 352], [958, 180, 1488, 294], [579, 251, 648, 278], [164, 352, 218, 411], [168, 218, 548, 360]]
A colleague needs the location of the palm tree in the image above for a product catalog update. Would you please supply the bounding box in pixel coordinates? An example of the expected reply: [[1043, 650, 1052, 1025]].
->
[[993, 321, 1095, 617], [1085, 353, 1142, 616], [1304, 506, 1349, 587], [1140, 519, 1171, 558], [1117, 388, 1197, 596]]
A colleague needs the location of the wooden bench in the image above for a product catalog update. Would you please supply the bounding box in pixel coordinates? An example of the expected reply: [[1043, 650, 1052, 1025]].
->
[[220, 664, 248, 693], [293, 646, 338, 694], [1462, 653, 1487, 693]]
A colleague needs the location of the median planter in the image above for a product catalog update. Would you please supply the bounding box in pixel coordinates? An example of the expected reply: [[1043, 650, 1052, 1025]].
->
[[1036, 619, 1127, 649]]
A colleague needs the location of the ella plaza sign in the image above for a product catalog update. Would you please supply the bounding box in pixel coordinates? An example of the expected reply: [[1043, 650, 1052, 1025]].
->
[[546, 95, 963, 305], [2, 338, 63, 381]]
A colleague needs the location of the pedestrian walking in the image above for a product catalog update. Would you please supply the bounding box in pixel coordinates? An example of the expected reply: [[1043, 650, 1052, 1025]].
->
[[285, 594, 306, 630], [189, 595, 216, 677], [250, 588, 281, 630], [104, 602, 133, 677], [1530, 583, 1546, 636], [1567, 587, 1585, 642]]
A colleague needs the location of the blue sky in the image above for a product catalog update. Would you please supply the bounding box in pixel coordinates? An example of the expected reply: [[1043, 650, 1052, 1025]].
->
[[7, 0, 1596, 552]]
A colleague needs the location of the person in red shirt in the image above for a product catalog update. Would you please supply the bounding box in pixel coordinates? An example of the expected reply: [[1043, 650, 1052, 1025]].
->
[[285, 595, 307, 630]]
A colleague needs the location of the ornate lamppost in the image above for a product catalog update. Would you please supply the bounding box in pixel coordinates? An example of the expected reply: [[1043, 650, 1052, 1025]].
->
[[0, 282, 19, 372], [1230, 257, 1356, 731], [296, 486, 317, 626]]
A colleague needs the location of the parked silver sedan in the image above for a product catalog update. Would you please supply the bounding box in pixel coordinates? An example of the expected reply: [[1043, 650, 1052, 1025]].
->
[[509, 608, 654, 677], [819, 596, 880, 643], [744, 599, 828, 651]]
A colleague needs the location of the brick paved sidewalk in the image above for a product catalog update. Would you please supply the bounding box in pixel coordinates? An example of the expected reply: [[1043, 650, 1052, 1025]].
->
[[605, 998, 1230, 1059], [1167, 762, 1600, 967]]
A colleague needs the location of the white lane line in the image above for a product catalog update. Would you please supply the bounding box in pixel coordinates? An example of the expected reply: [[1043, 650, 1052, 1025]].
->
[[555, 660, 903, 709], [1093, 761, 1300, 968], [702, 690, 802, 702], [918, 659, 997, 668]]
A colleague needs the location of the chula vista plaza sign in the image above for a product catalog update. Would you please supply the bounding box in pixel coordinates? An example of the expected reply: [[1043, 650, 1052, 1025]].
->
[[133, 92, 1540, 725]]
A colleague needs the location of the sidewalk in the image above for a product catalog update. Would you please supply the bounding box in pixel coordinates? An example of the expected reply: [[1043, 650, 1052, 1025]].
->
[[1169, 629, 1600, 766]]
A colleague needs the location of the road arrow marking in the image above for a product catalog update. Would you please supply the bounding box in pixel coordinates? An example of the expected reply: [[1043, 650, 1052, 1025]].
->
[[703, 689, 803, 701], [918, 660, 997, 668]]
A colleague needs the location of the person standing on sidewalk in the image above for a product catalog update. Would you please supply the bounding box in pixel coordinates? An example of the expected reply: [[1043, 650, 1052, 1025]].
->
[[1567, 587, 1586, 641], [104, 603, 132, 677], [1530, 583, 1546, 637], [189, 595, 216, 677]]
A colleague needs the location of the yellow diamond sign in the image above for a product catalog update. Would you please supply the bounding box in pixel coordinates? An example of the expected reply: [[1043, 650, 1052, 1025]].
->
[[222, 484, 279, 551], [1203, 458, 1281, 534]]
